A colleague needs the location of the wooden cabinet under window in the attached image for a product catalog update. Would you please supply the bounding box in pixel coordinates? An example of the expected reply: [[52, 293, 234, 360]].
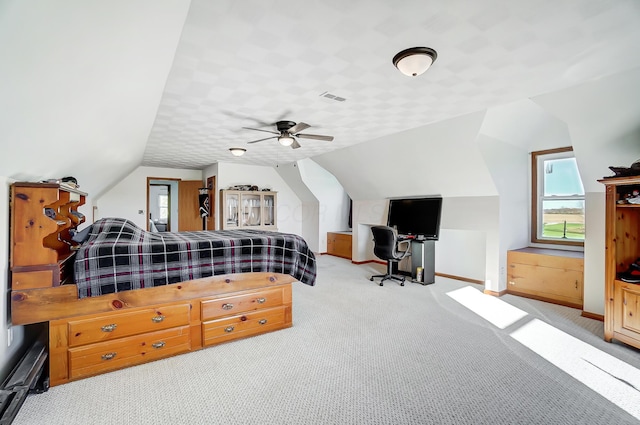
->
[[327, 232, 352, 260], [599, 175, 640, 348], [507, 247, 584, 308], [220, 190, 277, 230]]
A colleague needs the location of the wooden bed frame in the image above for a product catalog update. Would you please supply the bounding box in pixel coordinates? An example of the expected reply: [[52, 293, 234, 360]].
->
[[9, 182, 295, 386]]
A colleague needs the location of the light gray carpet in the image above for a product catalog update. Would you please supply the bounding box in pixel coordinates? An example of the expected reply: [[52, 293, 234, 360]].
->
[[14, 255, 640, 424]]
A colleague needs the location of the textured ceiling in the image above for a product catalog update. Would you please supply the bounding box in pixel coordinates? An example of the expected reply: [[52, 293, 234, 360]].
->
[[141, 0, 640, 169]]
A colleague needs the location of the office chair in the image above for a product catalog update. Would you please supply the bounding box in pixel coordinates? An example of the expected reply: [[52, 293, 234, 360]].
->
[[369, 225, 411, 286]]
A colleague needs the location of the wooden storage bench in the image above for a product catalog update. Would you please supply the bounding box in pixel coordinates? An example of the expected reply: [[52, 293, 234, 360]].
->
[[507, 247, 584, 308], [327, 231, 352, 260]]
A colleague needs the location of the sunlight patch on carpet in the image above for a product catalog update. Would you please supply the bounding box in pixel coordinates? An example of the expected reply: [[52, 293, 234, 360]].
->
[[446, 286, 528, 329], [448, 285, 640, 420], [511, 319, 640, 420]]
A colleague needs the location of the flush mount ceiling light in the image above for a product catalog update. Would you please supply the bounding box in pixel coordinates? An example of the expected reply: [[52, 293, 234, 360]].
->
[[392, 47, 438, 77], [278, 135, 295, 146], [229, 147, 246, 156]]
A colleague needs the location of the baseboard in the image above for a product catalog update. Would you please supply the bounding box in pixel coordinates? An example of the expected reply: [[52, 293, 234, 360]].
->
[[351, 260, 604, 319], [483, 289, 507, 297], [581, 311, 604, 321], [435, 272, 483, 285], [351, 260, 386, 266], [505, 290, 582, 310]]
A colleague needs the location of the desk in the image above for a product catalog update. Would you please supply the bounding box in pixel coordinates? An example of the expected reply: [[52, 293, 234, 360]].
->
[[398, 239, 435, 285]]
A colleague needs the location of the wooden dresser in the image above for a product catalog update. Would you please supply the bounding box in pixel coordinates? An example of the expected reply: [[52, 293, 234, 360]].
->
[[327, 231, 352, 260], [48, 283, 292, 386], [507, 247, 584, 308]]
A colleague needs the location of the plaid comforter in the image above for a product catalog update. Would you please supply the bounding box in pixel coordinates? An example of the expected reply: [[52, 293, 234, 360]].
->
[[74, 217, 316, 298]]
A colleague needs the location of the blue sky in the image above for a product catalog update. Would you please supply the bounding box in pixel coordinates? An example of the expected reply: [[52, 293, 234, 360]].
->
[[543, 157, 584, 210]]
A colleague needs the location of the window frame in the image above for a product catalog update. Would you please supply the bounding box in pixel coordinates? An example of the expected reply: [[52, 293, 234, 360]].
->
[[530, 147, 584, 247]]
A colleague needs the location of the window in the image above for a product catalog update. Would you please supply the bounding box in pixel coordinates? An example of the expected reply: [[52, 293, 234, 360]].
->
[[531, 147, 585, 246], [158, 194, 169, 221]]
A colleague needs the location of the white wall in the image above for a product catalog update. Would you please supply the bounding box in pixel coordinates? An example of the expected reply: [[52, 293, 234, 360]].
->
[[314, 111, 493, 201], [440, 197, 501, 290], [0, 177, 27, 379], [273, 161, 319, 250], [297, 159, 350, 253], [95, 166, 203, 228], [0, 0, 191, 199], [352, 199, 387, 262]]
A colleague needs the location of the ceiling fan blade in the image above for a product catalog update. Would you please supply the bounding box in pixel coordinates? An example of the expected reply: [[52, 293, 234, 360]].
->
[[291, 139, 302, 149], [222, 110, 274, 127], [247, 136, 278, 144], [288, 122, 310, 134], [242, 127, 279, 135], [295, 133, 334, 141]]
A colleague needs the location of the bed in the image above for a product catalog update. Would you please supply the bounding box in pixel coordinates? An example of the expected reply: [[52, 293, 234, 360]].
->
[[74, 217, 316, 298], [9, 183, 317, 386]]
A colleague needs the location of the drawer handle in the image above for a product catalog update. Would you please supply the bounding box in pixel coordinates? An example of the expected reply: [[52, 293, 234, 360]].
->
[[224, 326, 235, 333], [258, 319, 267, 325], [101, 324, 117, 332], [101, 352, 117, 361], [257, 297, 266, 304], [222, 303, 234, 310], [151, 315, 165, 323], [152, 341, 166, 349]]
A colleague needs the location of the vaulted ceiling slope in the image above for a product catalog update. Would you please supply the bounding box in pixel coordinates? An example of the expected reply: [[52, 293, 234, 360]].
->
[[1, 0, 639, 199], [0, 0, 191, 196]]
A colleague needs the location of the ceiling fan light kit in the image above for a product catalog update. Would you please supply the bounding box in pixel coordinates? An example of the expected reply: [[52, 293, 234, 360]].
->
[[278, 135, 295, 146], [393, 47, 437, 77], [243, 120, 334, 149], [229, 147, 246, 156]]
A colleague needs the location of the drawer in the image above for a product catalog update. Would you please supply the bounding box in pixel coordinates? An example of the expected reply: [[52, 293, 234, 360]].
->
[[68, 304, 191, 347], [507, 250, 583, 271], [202, 306, 287, 346], [69, 326, 191, 380], [201, 288, 283, 320]]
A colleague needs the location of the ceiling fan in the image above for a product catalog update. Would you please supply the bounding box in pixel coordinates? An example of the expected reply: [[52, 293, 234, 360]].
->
[[243, 121, 334, 149]]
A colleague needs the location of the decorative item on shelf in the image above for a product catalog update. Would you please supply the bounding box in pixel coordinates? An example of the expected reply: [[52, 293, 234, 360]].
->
[[620, 258, 640, 283], [228, 184, 256, 191], [605, 159, 640, 179]]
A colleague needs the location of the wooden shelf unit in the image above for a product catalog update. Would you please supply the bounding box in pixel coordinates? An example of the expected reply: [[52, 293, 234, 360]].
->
[[599, 175, 640, 347], [10, 182, 87, 290], [507, 247, 584, 308]]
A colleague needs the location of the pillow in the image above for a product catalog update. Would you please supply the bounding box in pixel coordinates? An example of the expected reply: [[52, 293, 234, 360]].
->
[[71, 226, 92, 243]]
